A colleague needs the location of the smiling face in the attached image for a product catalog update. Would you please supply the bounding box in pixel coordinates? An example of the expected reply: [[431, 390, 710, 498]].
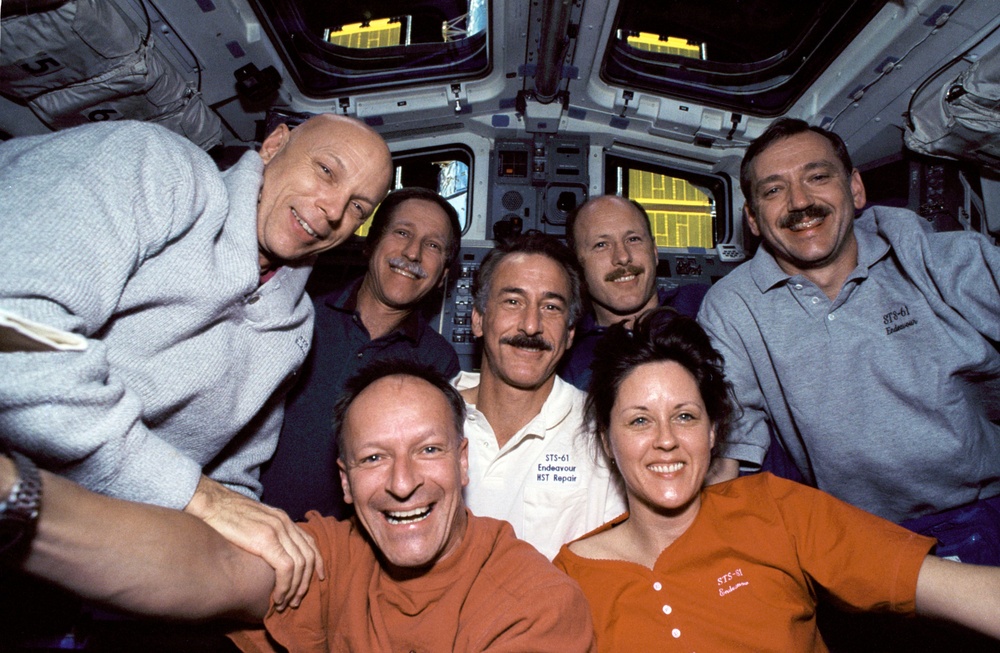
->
[[362, 199, 452, 310], [745, 130, 866, 281], [573, 196, 659, 327], [606, 360, 715, 521], [338, 374, 469, 572], [256, 115, 393, 271], [472, 253, 575, 392]]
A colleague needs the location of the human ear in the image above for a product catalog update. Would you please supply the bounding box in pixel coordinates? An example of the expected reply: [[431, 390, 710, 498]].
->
[[744, 204, 761, 237], [849, 169, 867, 210], [471, 307, 484, 338], [337, 458, 354, 505], [259, 123, 291, 164]]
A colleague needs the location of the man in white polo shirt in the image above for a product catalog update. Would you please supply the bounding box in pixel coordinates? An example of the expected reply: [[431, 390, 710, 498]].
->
[[454, 232, 625, 559]]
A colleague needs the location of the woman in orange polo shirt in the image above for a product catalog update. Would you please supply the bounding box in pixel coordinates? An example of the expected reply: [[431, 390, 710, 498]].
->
[[554, 309, 1000, 652]]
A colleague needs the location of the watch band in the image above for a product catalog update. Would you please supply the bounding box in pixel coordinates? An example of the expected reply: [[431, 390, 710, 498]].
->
[[0, 450, 42, 556]]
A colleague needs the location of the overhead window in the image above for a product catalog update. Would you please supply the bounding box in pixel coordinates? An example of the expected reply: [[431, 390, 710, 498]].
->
[[603, 0, 888, 116], [250, 0, 489, 96]]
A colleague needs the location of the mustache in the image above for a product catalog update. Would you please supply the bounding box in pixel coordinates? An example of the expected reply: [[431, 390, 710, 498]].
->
[[500, 334, 553, 351], [388, 257, 428, 279], [779, 205, 830, 229], [604, 265, 644, 283]]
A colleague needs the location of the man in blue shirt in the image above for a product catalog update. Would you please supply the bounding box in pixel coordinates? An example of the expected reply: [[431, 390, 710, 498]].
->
[[262, 188, 461, 521]]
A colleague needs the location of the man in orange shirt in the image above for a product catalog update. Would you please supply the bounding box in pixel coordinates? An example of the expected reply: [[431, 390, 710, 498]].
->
[[0, 361, 594, 652]]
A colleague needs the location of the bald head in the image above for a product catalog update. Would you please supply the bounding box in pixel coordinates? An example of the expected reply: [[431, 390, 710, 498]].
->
[[255, 114, 394, 271]]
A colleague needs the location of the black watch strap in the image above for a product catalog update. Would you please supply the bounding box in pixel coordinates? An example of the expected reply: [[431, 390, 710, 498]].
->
[[1, 450, 42, 556]]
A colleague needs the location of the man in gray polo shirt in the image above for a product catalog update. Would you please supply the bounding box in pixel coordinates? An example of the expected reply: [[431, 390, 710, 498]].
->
[[698, 118, 1000, 565]]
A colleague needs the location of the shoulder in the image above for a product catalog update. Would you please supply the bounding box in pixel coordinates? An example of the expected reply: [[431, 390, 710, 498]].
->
[[452, 370, 480, 394], [473, 517, 594, 619], [697, 270, 755, 331], [550, 375, 587, 406], [300, 511, 371, 566], [410, 323, 460, 375], [699, 262, 757, 314], [311, 276, 363, 312], [563, 515, 626, 561], [415, 319, 460, 353], [465, 518, 595, 651], [660, 283, 711, 318], [705, 471, 797, 500], [704, 473, 858, 524], [84, 121, 207, 163], [541, 377, 588, 429], [2, 121, 204, 174], [863, 205, 930, 235], [867, 204, 996, 262], [474, 516, 577, 592]]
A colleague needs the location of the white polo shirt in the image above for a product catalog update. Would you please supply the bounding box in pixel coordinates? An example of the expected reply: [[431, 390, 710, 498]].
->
[[454, 371, 626, 559]]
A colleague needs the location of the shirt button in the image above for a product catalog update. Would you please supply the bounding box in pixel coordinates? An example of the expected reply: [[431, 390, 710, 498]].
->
[[828, 313, 836, 321], [671, 628, 681, 638], [811, 297, 819, 304], [653, 582, 662, 591], [662, 604, 672, 615], [357, 352, 363, 358], [247, 295, 260, 305], [794, 283, 803, 290]]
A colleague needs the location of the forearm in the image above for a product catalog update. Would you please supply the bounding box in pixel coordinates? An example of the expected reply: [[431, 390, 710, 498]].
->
[[184, 475, 324, 611], [915, 555, 1000, 640], [11, 461, 274, 622]]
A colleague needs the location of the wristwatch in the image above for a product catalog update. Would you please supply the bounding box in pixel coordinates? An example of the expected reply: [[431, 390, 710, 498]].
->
[[0, 449, 42, 556]]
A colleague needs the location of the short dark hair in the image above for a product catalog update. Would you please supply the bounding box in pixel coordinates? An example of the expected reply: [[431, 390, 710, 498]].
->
[[333, 359, 466, 461], [586, 308, 738, 458], [365, 187, 462, 266], [472, 230, 584, 326], [565, 195, 653, 254], [740, 118, 854, 212]]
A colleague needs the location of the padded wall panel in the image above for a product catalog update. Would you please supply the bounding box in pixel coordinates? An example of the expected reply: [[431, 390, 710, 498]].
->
[[0, 0, 141, 100], [28, 44, 187, 128]]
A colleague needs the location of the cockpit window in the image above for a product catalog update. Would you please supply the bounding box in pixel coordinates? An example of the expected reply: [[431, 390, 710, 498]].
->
[[605, 154, 729, 250], [249, 0, 489, 96], [604, 0, 888, 116], [356, 145, 473, 237]]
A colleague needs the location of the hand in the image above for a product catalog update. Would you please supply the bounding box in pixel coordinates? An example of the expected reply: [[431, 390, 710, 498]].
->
[[0, 455, 16, 498], [183, 476, 325, 611]]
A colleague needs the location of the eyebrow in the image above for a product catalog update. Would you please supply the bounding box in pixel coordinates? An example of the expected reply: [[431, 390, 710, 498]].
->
[[498, 286, 567, 303], [323, 152, 382, 209], [392, 218, 447, 239], [543, 290, 568, 304], [590, 228, 642, 241]]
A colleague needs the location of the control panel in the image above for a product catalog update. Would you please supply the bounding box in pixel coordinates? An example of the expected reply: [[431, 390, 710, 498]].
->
[[439, 246, 490, 372], [487, 134, 589, 239]]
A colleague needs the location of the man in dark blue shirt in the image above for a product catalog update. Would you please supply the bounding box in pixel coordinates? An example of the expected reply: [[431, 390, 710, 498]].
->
[[559, 195, 708, 389], [262, 188, 461, 520]]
